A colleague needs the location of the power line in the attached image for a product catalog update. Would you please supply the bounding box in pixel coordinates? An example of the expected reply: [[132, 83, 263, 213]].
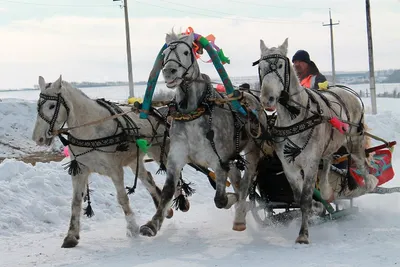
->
[[156, 0, 321, 24], [0, 0, 115, 7], [230, 0, 330, 10], [135, 0, 320, 24]]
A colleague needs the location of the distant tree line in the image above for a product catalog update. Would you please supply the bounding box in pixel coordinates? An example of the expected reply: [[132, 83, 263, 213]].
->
[[383, 70, 400, 83], [359, 88, 400, 98]]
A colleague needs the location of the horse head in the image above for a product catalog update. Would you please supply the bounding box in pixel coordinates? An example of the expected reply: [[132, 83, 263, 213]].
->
[[32, 75, 69, 146], [162, 31, 199, 89], [256, 38, 290, 111]]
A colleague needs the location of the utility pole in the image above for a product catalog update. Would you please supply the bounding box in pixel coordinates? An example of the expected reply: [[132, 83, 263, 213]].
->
[[114, 0, 134, 98], [365, 0, 377, 114], [323, 8, 339, 86]]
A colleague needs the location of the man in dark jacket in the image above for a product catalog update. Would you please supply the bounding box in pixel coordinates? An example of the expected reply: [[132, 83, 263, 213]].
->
[[292, 50, 328, 90]]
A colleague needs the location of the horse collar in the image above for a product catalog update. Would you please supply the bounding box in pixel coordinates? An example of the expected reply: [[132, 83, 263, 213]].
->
[[169, 105, 207, 122]]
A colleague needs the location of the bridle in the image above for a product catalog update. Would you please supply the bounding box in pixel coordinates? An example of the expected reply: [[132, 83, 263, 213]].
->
[[252, 54, 291, 96], [37, 91, 70, 138], [163, 40, 198, 82], [252, 53, 303, 117]]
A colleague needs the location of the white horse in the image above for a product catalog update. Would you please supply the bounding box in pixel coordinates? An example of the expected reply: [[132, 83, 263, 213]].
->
[[256, 38, 377, 244], [32, 75, 178, 248], [139, 31, 269, 237]]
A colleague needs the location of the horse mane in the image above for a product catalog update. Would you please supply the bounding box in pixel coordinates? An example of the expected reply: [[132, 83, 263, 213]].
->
[[166, 28, 190, 42], [61, 81, 90, 99], [167, 30, 180, 41]]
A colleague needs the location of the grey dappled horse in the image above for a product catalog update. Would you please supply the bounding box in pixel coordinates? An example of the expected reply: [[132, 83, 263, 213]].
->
[[256, 38, 376, 244], [32, 76, 176, 248], [139, 31, 269, 237]]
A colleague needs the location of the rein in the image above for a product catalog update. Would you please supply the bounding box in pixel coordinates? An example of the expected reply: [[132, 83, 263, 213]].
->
[[53, 109, 134, 136]]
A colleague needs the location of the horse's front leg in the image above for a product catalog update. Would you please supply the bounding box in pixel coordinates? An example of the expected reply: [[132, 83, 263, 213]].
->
[[214, 167, 238, 209], [110, 167, 138, 237], [62, 171, 89, 248], [139, 155, 185, 237], [232, 151, 258, 231], [296, 162, 319, 244], [129, 160, 174, 219]]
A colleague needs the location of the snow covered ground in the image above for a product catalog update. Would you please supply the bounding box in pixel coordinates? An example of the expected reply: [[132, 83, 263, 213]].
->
[[1, 94, 400, 267]]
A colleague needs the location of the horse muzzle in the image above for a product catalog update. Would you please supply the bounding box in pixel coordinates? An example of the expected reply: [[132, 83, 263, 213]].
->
[[164, 77, 182, 89], [35, 136, 54, 146], [261, 96, 277, 111]]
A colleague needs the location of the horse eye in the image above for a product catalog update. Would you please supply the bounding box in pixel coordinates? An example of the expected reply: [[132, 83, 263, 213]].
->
[[184, 51, 189, 56], [49, 104, 55, 110], [278, 64, 283, 69]]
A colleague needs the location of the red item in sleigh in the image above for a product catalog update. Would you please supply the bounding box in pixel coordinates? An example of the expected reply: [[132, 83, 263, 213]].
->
[[349, 148, 395, 186]]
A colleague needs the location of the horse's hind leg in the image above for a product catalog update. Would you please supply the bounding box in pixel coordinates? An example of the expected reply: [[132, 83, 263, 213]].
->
[[348, 136, 378, 191], [62, 171, 89, 248], [110, 167, 138, 237], [129, 160, 174, 219], [319, 157, 334, 201]]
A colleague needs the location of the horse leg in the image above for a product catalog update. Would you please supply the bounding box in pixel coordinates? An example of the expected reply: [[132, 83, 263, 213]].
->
[[295, 162, 319, 244], [319, 157, 334, 201], [139, 157, 185, 237], [227, 166, 241, 195], [214, 167, 238, 210], [62, 171, 89, 248], [232, 151, 258, 231], [129, 160, 174, 219], [349, 136, 378, 191], [109, 167, 139, 237]]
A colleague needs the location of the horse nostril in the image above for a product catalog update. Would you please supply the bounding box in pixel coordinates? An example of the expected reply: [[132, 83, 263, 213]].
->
[[39, 137, 44, 143], [171, 69, 177, 74], [269, 96, 275, 102]]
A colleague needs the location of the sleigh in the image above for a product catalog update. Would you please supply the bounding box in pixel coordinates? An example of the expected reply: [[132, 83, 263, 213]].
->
[[248, 140, 398, 226]]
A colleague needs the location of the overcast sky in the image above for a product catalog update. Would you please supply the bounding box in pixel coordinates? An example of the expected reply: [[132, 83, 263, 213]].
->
[[0, 0, 399, 89]]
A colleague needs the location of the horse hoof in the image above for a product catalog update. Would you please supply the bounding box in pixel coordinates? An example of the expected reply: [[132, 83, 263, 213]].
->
[[295, 235, 310, 244], [126, 226, 139, 237], [166, 208, 174, 219], [181, 200, 190, 212], [140, 224, 157, 237], [214, 195, 228, 209], [232, 222, 246, 231], [61, 236, 79, 248]]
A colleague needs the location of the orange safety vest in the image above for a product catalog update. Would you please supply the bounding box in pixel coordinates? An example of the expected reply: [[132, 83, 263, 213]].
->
[[300, 75, 313, 88]]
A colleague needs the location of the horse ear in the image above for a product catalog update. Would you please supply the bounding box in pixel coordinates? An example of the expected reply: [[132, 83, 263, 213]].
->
[[53, 75, 62, 90], [279, 38, 289, 55], [38, 76, 46, 91], [166, 33, 174, 44], [260, 39, 268, 53], [184, 32, 194, 46]]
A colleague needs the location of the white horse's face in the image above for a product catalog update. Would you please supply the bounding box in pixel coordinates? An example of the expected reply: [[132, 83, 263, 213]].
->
[[162, 32, 196, 89], [258, 38, 289, 111], [32, 75, 68, 146]]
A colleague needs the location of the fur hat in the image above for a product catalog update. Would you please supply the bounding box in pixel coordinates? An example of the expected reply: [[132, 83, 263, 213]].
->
[[292, 50, 311, 64]]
